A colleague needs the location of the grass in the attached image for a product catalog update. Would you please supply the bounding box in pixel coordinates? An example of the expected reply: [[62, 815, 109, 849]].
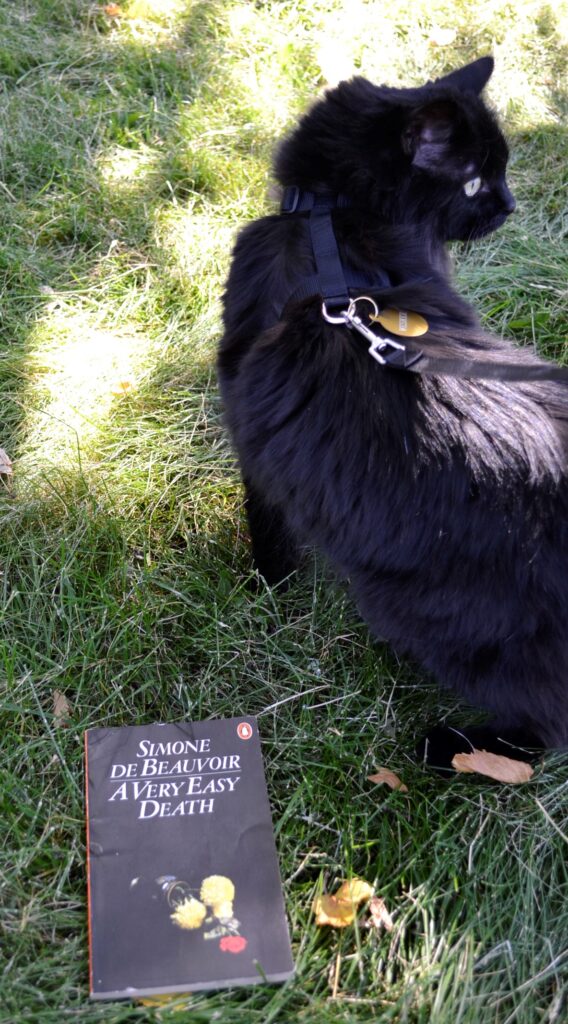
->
[[0, 0, 567, 1021]]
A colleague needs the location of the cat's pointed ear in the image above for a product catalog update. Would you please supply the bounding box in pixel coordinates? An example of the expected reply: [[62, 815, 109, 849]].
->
[[403, 101, 463, 174], [435, 56, 494, 95]]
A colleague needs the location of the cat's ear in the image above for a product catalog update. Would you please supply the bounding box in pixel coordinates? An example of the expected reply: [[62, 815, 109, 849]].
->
[[434, 56, 494, 95], [403, 101, 464, 174]]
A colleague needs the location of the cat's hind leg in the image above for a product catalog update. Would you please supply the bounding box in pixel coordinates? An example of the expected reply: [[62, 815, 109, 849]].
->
[[244, 480, 301, 586]]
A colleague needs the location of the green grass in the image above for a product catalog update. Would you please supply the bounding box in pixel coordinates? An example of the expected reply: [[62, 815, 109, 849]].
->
[[1, 1, 567, 1021]]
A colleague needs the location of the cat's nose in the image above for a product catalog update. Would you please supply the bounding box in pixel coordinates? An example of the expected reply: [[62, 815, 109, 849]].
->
[[501, 184, 516, 214]]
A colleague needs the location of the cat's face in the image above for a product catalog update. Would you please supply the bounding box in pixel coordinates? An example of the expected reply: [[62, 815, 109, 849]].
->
[[276, 56, 516, 245], [401, 70, 516, 243]]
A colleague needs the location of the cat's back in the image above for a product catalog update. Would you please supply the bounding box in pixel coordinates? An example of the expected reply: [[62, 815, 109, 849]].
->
[[220, 212, 314, 363]]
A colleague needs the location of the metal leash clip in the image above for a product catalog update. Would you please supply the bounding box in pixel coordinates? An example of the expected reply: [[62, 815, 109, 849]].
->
[[322, 296, 406, 366]]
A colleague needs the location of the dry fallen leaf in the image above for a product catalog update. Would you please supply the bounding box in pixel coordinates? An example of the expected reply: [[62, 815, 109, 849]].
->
[[103, 4, 123, 16], [368, 896, 394, 933], [452, 748, 534, 784], [368, 767, 408, 792], [0, 448, 13, 476], [313, 877, 374, 928], [53, 690, 71, 727]]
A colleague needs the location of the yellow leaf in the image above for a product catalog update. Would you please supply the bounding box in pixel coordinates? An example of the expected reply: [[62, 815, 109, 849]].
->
[[368, 896, 394, 933], [368, 767, 408, 792], [138, 994, 187, 1006], [452, 749, 534, 784], [314, 893, 356, 928], [313, 877, 373, 928], [335, 878, 374, 903]]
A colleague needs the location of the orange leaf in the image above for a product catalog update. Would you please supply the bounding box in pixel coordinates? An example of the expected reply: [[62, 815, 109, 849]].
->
[[313, 877, 373, 928], [104, 4, 123, 16], [368, 767, 408, 792], [110, 379, 134, 396], [452, 749, 534, 784]]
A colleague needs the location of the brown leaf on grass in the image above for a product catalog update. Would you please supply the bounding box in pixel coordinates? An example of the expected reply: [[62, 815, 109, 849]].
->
[[313, 877, 374, 928], [368, 767, 408, 792], [103, 4, 123, 16], [368, 896, 394, 933], [0, 448, 13, 476], [452, 749, 534, 784], [53, 690, 71, 727]]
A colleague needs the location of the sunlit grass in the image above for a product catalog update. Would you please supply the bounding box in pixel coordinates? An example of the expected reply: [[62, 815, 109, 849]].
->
[[0, 1, 567, 1022], [19, 307, 155, 471]]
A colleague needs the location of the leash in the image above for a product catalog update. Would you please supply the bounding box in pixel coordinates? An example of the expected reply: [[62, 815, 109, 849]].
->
[[323, 296, 568, 383], [280, 187, 568, 384]]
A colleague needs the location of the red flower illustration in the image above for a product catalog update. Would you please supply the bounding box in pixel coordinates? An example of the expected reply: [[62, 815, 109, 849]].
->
[[219, 935, 248, 954]]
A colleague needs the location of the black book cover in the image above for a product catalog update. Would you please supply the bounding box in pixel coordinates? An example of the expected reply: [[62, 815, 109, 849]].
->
[[85, 717, 294, 999]]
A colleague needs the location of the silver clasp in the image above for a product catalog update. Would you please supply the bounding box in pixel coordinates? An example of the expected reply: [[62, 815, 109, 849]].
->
[[322, 296, 406, 365]]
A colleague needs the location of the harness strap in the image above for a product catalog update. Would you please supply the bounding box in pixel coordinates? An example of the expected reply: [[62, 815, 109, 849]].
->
[[281, 186, 351, 212], [279, 187, 390, 313], [280, 187, 568, 385]]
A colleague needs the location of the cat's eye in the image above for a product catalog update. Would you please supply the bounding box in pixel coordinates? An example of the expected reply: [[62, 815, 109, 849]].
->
[[463, 177, 482, 197]]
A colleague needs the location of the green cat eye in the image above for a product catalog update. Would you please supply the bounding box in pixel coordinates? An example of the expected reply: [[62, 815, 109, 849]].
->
[[463, 176, 482, 197]]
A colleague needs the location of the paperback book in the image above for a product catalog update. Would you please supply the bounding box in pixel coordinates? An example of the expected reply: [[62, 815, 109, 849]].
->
[[85, 716, 294, 1000]]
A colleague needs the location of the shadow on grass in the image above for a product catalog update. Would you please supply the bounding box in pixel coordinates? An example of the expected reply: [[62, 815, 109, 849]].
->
[[0, 0, 567, 726], [2, 5, 568, 1022]]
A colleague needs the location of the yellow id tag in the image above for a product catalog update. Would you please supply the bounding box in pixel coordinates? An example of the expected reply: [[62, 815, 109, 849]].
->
[[370, 308, 429, 337]]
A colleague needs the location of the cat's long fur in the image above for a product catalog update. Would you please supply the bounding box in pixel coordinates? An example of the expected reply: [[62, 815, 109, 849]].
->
[[218, 58, 568, 750]]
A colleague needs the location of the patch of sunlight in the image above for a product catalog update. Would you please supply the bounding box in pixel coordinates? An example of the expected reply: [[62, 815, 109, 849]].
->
[[225, 3, 309, 130], [154, 204, 234, 313], [19, 305, 158, 478], [127, 0, 184, 20], [111, 0, 187, 44], [314, 0, 566, 127], [98, 144, 158, 189], [315, 1, 405, 87]]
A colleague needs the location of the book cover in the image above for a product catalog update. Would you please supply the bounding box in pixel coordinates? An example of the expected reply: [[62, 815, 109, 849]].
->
[[85, 716, 294, 1000]]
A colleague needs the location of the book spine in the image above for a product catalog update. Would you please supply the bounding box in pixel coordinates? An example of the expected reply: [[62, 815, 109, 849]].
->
[[84, 731, 94, 996]]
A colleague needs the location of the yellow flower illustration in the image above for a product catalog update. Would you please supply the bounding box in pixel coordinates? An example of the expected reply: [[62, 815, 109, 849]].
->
[[211, 899, 234, 920], [200, 875, 235, 908], [170, 897, 207, 930]]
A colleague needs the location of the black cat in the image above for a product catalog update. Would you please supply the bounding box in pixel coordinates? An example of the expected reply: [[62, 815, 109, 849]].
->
[[218, 57, 568, 764]]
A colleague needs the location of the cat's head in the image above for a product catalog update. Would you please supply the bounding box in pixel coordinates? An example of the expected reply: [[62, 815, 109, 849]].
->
[[275, 57, 515, 244]]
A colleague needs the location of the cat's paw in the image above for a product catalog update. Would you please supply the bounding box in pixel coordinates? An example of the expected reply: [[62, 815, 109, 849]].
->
[[416, 724, 541, 774]]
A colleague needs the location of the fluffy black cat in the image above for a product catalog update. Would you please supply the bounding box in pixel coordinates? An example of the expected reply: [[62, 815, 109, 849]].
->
[[218, 57, 568, 764]]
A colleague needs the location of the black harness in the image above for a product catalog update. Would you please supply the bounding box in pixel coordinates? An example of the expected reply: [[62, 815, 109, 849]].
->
[[280, 186, 568, 384], [280, 186, 390, 310]]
